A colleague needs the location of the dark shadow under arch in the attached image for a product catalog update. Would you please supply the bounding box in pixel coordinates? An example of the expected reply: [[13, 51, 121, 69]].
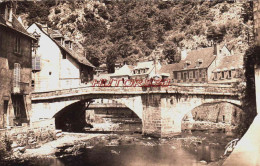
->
[[54, 100, 90, 132]]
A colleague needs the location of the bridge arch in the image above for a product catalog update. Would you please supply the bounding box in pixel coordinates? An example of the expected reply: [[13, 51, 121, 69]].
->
[[160, 94, 242, 134], [180, 101, 244, 131]]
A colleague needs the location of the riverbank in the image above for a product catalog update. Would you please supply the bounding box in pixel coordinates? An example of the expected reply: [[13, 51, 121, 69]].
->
[[12, 132, 105, 158], [1, 131, 234, 166]]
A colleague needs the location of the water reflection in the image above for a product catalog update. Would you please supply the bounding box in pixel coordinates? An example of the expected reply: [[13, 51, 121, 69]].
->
[[23, 142, 225, 166]]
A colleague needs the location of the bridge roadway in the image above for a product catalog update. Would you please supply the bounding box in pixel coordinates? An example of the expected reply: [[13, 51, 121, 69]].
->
[[31, 84, 241, 137]]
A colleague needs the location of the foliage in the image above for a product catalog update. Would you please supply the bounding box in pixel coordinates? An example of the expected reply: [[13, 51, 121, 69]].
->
[[17, 0, 55, 25], [220, 4, 229, 13], [237, 45, 259, 136], [106, 46, 118, 73], [207, 25, 227, 43], [85, 46, 103, 67], [15, 1, 252, 71], [0, 135, 12, 160], [241, 1, 253, 23], [162, 41, 179, 64]]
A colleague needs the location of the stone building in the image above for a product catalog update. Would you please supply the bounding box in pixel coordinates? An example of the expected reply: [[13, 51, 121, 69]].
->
[[159, 44, 241, 84], [27, 23, 95, 92], [0, 3, 35, 128], [210, 51, 244, 84]]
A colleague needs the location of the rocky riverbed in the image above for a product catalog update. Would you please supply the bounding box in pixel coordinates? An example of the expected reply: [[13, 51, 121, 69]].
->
[[0, 131, 236, 166]]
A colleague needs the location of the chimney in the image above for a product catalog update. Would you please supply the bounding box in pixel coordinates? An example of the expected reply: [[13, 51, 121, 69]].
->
[[4, 3, 13, 24], [213, 43, 220, 56], [181, 49, 187, 60]]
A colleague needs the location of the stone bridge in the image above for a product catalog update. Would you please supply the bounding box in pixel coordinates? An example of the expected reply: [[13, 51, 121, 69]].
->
[[31, 84, 241, 137]]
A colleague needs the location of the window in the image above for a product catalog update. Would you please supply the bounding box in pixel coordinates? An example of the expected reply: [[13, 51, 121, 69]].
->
[[228, 70, 232, 78], [31, 80, 35, 88], [32, 56, 41, 71], [221, 71, 225, 79], [196, 60, 202, 68], [13, 63, 21, 92], [201, 70, 206, 78], [14, 36, 21, 53], [4, 100, 8, 114], [177, 72, 181, 80], [183, 72, 188, 80], [49, 72, 52, 75], [189, 71, 193, 79], [62, 53, 66, 59], [214, 72, 218, 80], [195, 70, 199, 79]]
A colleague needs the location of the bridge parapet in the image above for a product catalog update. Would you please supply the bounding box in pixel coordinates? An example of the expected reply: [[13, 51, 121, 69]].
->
[[31, 84, 240, 100]]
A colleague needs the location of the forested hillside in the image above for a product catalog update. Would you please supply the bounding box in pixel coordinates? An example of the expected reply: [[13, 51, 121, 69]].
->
[[16, 0, 253, 72]]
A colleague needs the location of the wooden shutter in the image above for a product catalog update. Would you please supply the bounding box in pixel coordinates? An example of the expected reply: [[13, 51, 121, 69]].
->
[[32, 56, 36, 70], [36, 56, 40, 70], [13, 63, 21, 93], [32, 56, 41, 71]]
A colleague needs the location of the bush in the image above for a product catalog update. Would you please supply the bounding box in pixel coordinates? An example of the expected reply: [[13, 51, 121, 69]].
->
[[220, 4, 229, 13], [67, 14, 78, 23], [55, 8, 61, 14], [0, 135, 12, 160]]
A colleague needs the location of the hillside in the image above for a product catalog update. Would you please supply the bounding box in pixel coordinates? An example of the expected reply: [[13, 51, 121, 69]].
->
[[15, 0, 253, 73]]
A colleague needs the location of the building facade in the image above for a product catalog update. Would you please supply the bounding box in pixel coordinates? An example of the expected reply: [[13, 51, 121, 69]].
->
[[159, 44, 242, 84], [0, 3, 35, 128], [27, 23, 95, 92], [130, 60, 161, 80]]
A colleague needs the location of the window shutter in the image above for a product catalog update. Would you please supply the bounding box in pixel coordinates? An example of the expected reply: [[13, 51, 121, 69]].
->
[[32, 56, 36, 70], [13, 63, 21, 93], [36, 56, 41, 70], [32, 56, 41, 71]]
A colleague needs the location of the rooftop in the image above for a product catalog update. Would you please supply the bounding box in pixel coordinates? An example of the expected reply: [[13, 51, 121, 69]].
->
[[111, 64, 134, 77], [213, 53, 244, 72], [0, 14, 35, 40], [34, 23, 95, 68]]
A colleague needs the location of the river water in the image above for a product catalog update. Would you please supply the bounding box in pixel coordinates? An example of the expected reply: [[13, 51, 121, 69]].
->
[[1, 109, 237, 166], [5, 131, 235, 166]]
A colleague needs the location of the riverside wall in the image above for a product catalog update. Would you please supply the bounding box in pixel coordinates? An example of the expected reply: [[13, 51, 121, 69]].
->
[[0, 119, 56, 151]]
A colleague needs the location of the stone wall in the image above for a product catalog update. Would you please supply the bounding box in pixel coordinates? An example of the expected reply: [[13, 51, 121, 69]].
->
[[184, 102, 244, 125], [0, 119, 56, 151]]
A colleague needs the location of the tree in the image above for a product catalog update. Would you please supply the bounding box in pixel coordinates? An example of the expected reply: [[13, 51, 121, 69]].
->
[[85, 46, 102, 67], [106, 46, 118, 73], [207, 25, 226, 43], [237, 45, 259, 136], [162, 41, 179, 64]]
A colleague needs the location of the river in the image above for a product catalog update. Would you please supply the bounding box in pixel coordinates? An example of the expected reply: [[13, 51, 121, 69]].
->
[[2, 131, 235, 166]]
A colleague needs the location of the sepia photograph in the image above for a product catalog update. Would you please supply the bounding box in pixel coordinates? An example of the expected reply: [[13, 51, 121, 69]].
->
[[0, 0, 259, 165]]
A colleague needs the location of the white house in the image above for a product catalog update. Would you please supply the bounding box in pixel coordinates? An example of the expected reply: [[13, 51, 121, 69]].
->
[[27, 23, 95, 92], [130, 60, 162, 80]]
